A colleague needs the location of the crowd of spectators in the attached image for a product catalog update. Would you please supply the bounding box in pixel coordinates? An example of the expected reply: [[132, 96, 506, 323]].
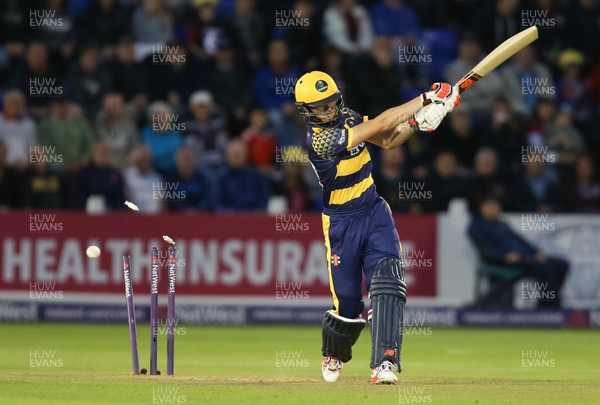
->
[[1, 0, 599, 213]]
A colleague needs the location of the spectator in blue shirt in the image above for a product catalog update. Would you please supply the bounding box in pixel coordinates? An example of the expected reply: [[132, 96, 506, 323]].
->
[[468, 194, 569, 308], [141, 101, 183, 176], [216, 139, 270, 211], [165, 147, 215, 211], [371, 0, 420, 41], [254, 39, 301, 133]]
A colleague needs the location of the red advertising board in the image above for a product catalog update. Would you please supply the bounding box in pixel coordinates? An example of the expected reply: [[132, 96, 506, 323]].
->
[[0, 212, 437, 297]]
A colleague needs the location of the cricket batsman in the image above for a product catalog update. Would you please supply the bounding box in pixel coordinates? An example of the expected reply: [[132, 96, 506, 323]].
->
[[294, 71, 459, 384]]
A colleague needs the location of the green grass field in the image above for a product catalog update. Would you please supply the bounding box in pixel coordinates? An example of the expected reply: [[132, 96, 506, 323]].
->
[[0, 324, 598, 404]]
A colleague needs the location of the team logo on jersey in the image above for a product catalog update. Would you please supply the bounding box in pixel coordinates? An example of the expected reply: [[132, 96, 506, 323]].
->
[[331, 254, 341, 266], [337, 130, 346, 145], [315, 80, 328, 92]]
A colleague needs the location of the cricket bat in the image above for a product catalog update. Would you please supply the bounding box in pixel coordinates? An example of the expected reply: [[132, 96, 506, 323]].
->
[[455, 26, 539, 93]]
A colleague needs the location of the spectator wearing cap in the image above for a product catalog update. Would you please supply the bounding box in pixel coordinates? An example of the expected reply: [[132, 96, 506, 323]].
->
[[468, 194, 568, 308], [207, 36, 253, 134], [216, 140, 270, 211], [37, 96, 94, 170], [0, 89, 37, 170], [123, 146, 164, 213], [95, 92, 139, 169], [184, 90, 229, 169], [140, 101, 183, 176]]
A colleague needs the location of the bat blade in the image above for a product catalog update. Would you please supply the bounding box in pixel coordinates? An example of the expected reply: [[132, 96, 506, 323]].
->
[[455, 26, 538, 94]]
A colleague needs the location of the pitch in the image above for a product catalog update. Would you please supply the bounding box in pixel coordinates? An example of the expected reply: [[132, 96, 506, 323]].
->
[[0, 324, 598, 404]]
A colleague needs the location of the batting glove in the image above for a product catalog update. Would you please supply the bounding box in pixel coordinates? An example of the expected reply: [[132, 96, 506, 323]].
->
[[409, 102, 447, 132], [420, 82, 461, 113]]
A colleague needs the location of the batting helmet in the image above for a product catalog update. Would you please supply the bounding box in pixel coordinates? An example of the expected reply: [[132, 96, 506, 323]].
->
[[294, 71, 344, 124]]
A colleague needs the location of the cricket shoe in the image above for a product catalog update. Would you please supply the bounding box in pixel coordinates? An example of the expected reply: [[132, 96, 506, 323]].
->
[[321, 356, 343, 383], [370, 360, 398, 385]]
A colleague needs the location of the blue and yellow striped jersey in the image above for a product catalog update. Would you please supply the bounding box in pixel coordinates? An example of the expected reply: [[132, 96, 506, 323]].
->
[[306, 107, 379, 214]]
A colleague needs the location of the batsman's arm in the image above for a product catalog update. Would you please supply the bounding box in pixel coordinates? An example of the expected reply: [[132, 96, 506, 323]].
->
[[367, 120, 415, 150], [348, 97, 422, 149]]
